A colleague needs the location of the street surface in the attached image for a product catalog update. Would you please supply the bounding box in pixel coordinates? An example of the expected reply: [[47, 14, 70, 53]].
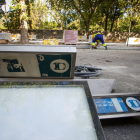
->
[[76, 49, 140, 140], [1, 43, 140, 140]]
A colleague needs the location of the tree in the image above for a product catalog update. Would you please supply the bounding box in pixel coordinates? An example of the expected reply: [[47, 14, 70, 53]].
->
[[48, 0, 105, 38], [40, 20, 59, 29], [47, 0, 77, 30], [5, 9, 20, 29], [67, 19, 81, 30], [19, 0, 29, 43], [0, 19, 6, 29], [100, 0, 124, 31], [30, 0, 48, 29], [114, 0, 140, 32], [109, 0, 125, 31], [26, 0, 33, 29], [11, 0, 29, 43]]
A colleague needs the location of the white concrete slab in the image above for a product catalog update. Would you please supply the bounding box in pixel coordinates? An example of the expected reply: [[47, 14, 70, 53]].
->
[[28, 35, 37, 40], [0, 33, 12, 42], [126, 38, 140, 45], [0, 78, 116, 95], [78, 36, 87, 41]]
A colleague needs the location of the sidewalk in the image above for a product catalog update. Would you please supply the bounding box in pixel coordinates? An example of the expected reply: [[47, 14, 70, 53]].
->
[[76, 42, 140, 50], [10, 40, 140, 50], [76, 44, 140, 50]]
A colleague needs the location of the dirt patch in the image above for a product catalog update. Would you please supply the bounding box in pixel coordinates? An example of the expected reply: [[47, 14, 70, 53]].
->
[[0, 40, 9, 44]]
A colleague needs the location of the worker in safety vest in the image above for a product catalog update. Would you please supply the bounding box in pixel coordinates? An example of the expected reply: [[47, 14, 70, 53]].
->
[[92, 34, 107, 50]]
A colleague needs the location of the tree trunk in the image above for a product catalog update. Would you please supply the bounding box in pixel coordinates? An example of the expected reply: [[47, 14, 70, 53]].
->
[[105, 10, 108, 31], [26, 0, 32, 29], [115, 19, 118, 31], [127, 20, 131, 47], [20, 21, 29, 44], [60, 20, 63, 30], [127, 4, 132, 47], [20, 0, 29, 44], [85, 23, 89, 39], [110, 6, 117, 32], [110, 18, 115, 32]]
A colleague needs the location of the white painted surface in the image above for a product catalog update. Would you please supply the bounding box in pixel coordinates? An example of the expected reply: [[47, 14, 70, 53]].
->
[[12, 34, 21, 41], [0, 33, 12, 42], [0, 85, 98, 140], [78, 36, 87, 41], [57, 39, 64, 43], [111, 98, 123, 112], [126, 38, 140, 45], [28, 35, 37, 40], [89, 35, 93, 43], [126, 97, 140, 111]]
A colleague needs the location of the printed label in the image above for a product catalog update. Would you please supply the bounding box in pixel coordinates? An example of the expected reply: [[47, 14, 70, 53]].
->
[[94, 98, 128, 114], [126, 97, 140, 111], [50, 59, 69, 73], [36, 54, 71, 77], [2, 59, 25, 72]]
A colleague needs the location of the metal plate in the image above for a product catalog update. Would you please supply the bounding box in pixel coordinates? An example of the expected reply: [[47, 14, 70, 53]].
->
[[93, 93, 140, 119], [0, 81, 105, 140], [0, 46, 76, 79]]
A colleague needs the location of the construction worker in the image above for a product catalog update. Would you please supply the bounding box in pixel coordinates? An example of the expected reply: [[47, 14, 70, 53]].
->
[[92, 34, 107, 50]]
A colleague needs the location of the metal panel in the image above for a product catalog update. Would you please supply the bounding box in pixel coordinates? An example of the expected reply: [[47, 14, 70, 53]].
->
[[0, 78, 116, 95], [0, 45, 76, 53], [93, 93, 140, 119], [0, 81, 105, 140], [0, 46, 76, 79]]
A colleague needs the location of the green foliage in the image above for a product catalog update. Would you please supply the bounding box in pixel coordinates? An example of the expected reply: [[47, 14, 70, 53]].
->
[[6, 10, 20, 29], [67, 19, 81, 30], [40, 21, 59, 29], [1, 0, 140, 33], [30, 0, 49, 29], [11, 3, 26, 11], [11, 0, 28, 21], [118, 17, 130, 32], [0, 19, 6, 29], [47, 0, 78, 30]]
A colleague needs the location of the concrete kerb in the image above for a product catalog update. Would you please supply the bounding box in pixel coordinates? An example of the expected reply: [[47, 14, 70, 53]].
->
[[7, 40, 140, 50], [70, 43, 140, 50], [76, 42, 140, 50], [72, 45, 140, 50], [76, 45, 140, 50]]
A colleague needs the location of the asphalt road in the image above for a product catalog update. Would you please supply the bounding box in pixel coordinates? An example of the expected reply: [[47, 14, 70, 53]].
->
[[76, 49, 140, 140]]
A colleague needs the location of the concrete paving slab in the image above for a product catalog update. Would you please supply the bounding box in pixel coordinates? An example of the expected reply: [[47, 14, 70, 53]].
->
[[0, 78, 115, 95]]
